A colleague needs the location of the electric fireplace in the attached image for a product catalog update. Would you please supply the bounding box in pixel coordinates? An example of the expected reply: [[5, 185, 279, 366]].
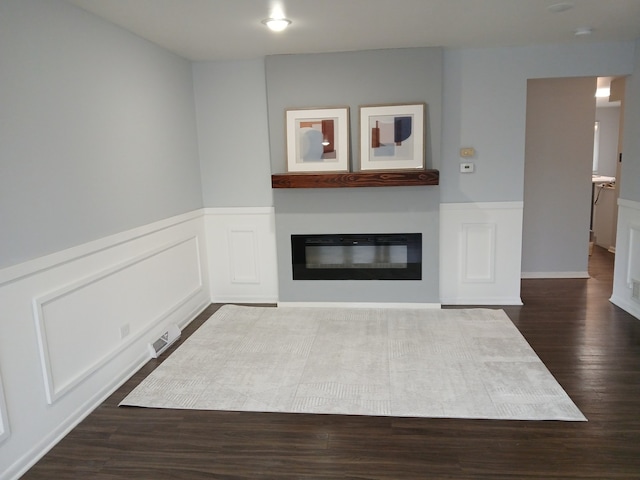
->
[[291, 233, 422, 280]]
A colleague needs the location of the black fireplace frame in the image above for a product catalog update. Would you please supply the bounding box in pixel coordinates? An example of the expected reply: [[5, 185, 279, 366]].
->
[[291, 233, 422, 280]]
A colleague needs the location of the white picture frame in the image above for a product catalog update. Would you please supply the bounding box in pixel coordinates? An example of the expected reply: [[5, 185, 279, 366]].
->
[[359, 103, 425, 171], [285, 107, 350, 173]]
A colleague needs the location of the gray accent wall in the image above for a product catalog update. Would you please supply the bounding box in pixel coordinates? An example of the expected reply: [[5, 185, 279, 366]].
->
[[0, 0, 203, 269], [266, 48, 442, 173], [275, 187, 440, 303], [265, 48, 443, 303]]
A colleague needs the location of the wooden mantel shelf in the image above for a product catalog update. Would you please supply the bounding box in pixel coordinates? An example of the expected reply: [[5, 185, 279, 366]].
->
[[271, 169, 439, 189]]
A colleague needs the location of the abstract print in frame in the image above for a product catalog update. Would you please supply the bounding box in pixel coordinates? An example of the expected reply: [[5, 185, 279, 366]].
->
[[285, 107, 350, 172], [359, 103, 425, 171]]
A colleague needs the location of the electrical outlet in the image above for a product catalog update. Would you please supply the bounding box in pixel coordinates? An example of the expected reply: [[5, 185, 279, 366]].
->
[[120, 324, 130, 339], [460, 162, 475, 173]]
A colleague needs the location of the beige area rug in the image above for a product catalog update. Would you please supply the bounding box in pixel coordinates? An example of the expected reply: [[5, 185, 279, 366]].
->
[[120, 305, 586, 421]]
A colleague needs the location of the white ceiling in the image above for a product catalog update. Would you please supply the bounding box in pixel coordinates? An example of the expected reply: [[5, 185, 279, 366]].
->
[[65, 0, 640, 61]]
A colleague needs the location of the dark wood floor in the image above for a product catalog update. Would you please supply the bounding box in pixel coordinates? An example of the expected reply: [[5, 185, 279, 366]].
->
[[23, 247, 640, 479]]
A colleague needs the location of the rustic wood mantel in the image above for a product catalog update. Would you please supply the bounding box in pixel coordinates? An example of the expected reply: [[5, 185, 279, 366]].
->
[[271, 169, 439, 189]]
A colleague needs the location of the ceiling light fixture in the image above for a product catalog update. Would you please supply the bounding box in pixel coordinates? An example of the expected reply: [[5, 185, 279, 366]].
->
[[262, 17, 292, 32]]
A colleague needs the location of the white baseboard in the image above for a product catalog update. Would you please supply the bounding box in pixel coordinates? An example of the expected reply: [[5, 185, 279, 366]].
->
[[0, 211, 210, 480], [277, 302, 442, 309], [610, 295, 640, 320], [521, 271, 590, 279], [7, 299, 209, 480], [439, 297, 523, 306], [212, 295, 279, 304], [6, 350, 149, 480]]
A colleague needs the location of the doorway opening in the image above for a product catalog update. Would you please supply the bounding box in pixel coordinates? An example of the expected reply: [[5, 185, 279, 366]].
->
[[522, 76, 625, 280]]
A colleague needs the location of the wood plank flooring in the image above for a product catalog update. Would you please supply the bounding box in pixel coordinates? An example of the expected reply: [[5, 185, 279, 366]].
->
[[23, 246, 640, 479]]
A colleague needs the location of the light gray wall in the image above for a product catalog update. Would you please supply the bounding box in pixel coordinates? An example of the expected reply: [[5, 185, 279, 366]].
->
[[620, 39, 640, 203], [441, 42, 636, 204], [193, 60, 273, 207], [266, 48, 443, 303], [0, 0, 203, 269], [522, 77, 596, 275], [595, 106, 621, 178]]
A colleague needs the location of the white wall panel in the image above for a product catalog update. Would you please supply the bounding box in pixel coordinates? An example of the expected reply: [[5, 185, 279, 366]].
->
[[0, 370, 9, 444], [228, 229, 260, 284], [611, 199, 640, 319], [441, 202, 523, 305], [33, 237, 203, 403], [0, 211, 210, 480], [462, 223, 496, 283], [205, 208, 278, 303], [627, 225, 640, 286]]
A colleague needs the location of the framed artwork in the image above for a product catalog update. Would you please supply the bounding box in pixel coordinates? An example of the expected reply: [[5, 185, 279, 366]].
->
[[285, 107, 350, 172], [359, 103, 425, 171]]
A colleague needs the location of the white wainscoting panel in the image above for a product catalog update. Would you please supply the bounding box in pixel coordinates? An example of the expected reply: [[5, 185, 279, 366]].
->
[[228, 229, 260, 284], [0, 210, 210, 480], [461, 223, 496, 283], [440, 202, 523, 305], [611, 199, 640, 319], [32, 236, 203, 404], [0, 370, 9, 444], [627, 225, 640, 286], [205, 207, 278, 303]]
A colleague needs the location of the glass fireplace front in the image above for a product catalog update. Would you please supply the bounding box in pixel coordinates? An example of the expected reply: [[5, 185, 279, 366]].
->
[[291, 233, 422, 280]]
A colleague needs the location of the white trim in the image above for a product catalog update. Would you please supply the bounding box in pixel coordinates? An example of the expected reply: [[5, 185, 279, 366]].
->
[[611, 201, 640, 320], [5, 350, 147, 480], [6, 300, 210, 480], [4, 282, 208, 479], [204, 206, 274, 216], [618, 198, 640, 210], [439, 296, 523, 306], [440, 201, 524, 211], [227, 228, 261, 284], [627, 225, 640, 287], [205, 208, 278, 303], [521, 271, 590, 279], [212, 295, 279, 304], [32, 236, 204, 404], [0, 209, 204, 287], [0, 371, 9, 444], [277, 302, 441, 309], [461, 223, 496, 283], [610, 294, 640, 319], [440, 201, 523, 305]]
